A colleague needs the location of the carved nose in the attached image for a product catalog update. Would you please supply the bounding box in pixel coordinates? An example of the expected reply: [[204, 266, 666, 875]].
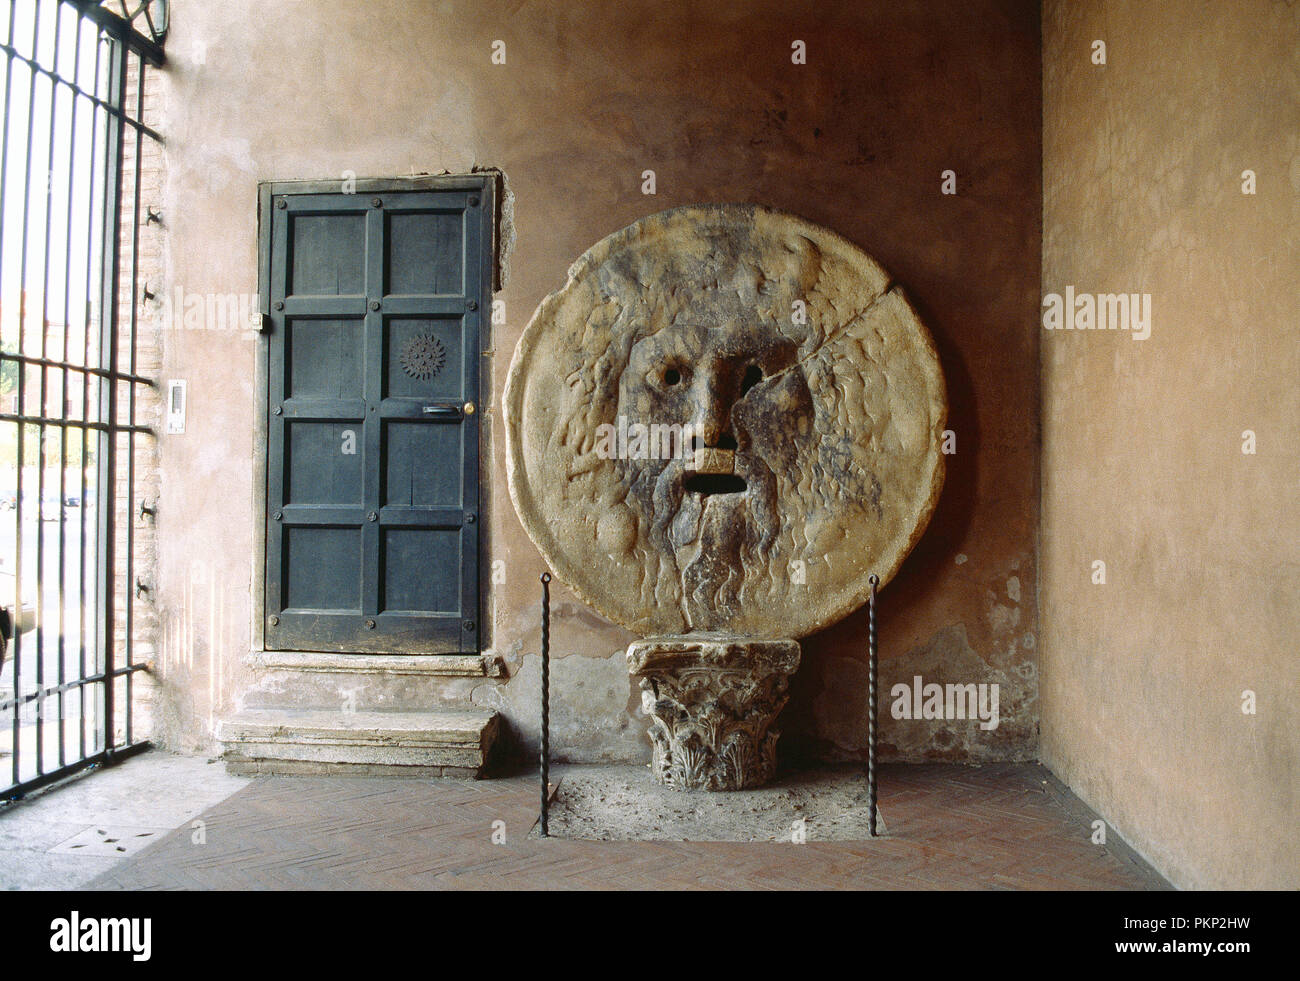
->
[[689, 362, 739, 448], [690, 398, 729, 447]]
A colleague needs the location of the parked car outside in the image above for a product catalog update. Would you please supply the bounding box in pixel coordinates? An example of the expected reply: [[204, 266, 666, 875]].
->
[[0, 566, 37, 677], [19, 494, 66, 521]]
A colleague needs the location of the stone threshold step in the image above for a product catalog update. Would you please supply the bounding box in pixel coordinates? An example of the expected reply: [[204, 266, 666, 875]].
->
[[216, 708, 498, 775], [247, 650, 504, 677]]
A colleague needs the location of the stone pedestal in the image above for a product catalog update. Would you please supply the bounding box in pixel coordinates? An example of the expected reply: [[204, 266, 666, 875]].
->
[[627, 634, 800, 791]]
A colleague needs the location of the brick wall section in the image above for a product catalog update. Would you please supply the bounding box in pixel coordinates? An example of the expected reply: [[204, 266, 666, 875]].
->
[[108, 50, 164, 745]]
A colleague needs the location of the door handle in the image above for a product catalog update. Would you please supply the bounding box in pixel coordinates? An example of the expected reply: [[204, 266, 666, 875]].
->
[[422, 403, 463, 419]]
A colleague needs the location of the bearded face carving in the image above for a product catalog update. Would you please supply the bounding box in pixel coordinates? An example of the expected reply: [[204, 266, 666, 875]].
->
[[613, 319, 814, 630], [505, 205, 946, 639]]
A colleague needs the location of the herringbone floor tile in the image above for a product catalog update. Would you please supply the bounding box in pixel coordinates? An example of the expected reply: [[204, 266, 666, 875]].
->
[[86, 764, 1169, 891]]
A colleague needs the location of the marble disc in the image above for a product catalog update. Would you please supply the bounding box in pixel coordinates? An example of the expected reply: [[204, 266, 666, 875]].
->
[[504, 204, 946, 638]]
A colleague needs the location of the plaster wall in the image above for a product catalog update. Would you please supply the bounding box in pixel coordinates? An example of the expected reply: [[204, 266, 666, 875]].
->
[[1041, 0, 1299, 889], [152, 0, 1042, 765]]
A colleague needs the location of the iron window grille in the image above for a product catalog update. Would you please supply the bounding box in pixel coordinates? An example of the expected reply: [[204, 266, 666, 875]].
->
[[0, 0, 164, 800]]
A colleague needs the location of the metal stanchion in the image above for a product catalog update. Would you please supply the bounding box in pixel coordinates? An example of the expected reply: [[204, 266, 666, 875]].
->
[[868, 573, 879, 837], [539, 572, 551, 837]]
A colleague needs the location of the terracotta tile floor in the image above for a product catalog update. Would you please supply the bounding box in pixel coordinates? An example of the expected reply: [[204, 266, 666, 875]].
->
[[85, 762, 1170, 890]]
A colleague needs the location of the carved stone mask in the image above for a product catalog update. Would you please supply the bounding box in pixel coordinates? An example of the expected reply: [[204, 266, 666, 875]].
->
[[505, 204, 946, 638], [614, 315, 815, 629]]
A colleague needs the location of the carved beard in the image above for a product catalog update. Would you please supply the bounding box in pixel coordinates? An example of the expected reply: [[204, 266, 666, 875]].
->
[[619, 451, 783, 631]]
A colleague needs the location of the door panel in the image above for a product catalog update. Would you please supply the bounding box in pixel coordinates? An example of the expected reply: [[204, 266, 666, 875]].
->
[[285, 422, 364, 505], [386, 211, 464, 294], [284, 527, 362, 611], [287, 318, 364, 397], [289, 213, 367, 295], [382, 528, 461, 613], [263, 181, 488, 653]]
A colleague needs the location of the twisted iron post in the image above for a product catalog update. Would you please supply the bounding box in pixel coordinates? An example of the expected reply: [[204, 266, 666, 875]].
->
[[539, 572, 551, 837], [868, 573, 879, 837]]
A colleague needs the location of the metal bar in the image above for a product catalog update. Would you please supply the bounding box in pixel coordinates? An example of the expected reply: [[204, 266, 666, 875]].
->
[[37, 1, 66, 770], [1, 0, 21, 789], [54, 11, 87, 771], [12, 0, 44, 785], [0, 662, 148, 712], [539, 571, 551, 838], [0, 738, 150, 804], [77, 26, 103, 763], [139, 1, 159, 45], [97, 32, 127, 760], [123, 46, 147, 747], [91, 26, 114, 759], [62, 0, 164, 66], [868, 573, 879, 837], [0, 39, 164, 141], [0, 350, 155, 385], [0, 0, 17, 282], [0, 413, 152, 433]]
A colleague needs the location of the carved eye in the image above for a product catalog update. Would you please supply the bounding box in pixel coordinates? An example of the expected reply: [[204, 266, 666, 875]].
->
[[739, 364, 763, 396], [663, 366, 682, 386]]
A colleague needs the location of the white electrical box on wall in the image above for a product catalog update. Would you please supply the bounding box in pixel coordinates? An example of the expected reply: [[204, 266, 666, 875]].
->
[[166, 379, 187, 434]]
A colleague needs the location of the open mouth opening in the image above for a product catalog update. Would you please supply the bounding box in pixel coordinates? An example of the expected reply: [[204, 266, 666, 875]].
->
[[684, 473, 748, 496]]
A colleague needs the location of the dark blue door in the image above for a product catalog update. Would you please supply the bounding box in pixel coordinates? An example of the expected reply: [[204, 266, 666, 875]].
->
[[262, 181, 488, 653]]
